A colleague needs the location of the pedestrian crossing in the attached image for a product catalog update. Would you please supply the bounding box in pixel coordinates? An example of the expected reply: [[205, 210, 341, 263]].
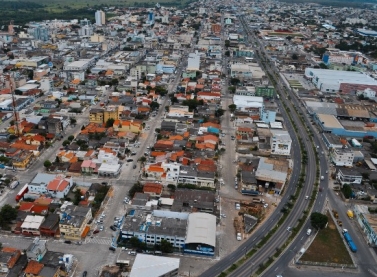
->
[[86, 236, 112, 245]]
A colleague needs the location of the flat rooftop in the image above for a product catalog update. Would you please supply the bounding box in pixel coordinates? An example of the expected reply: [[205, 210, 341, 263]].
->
[[317, 114, 344, 129]]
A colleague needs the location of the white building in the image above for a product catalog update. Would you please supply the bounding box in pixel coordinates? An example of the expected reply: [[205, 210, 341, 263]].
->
[[95, 10, 106, 26], [357, 88, 376, 98], [28, 173, 73, 199], [330, 147, 354, 167], [187, 52, 201, 71], [161, 162, 180, 183], [130, 254, 180, 277], [336, 168, 362, 185], [233, 95, 264, 117], [270, 130, 292, 156]]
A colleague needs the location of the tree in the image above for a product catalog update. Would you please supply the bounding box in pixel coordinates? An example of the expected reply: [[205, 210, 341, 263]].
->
[[167, 184, 176, 191], [44, 160, 52, 168], [129, 182, 143, 198], [228, 104, 237, 112], [139, 156, 147, 164], [225, 50, 230, 57], [150, 101, 160, 110], [215, 108, 224, 118], [105, 118, 115, 128], [310, 212, 328, 230], [67, 135, 75, 142], [129, 236, 141, 248], [230, 78, 240, 86], [291, 53, 298, 60], [160, 239, 173, 253], [342, 184, 353, 199], [0, 204, 18, 225], [73, 189, 82, 205], [62, 140, 70, 146], [70, 117, 77, 125]]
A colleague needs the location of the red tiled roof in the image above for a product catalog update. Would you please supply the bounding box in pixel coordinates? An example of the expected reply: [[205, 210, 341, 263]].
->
[[24, 260, 44, 275]]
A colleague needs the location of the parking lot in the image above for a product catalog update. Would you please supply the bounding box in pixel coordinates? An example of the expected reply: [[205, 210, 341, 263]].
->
[[283, 73, 316, 90]]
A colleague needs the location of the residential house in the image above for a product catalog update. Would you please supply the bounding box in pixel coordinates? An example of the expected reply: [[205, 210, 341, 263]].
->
[[24, 260, 44, 277], [113, 119, 142, 133], [81, 160, 97, 174], [143, 183, 163, 198], [0, 247, 21, 273], [236, 127, 254, 140], [26, 238, 47, 262], [39, 214, 60, 237], [46, 176, 73, 199], [46, 118, 63, 135], [59, 205, 92, 240]]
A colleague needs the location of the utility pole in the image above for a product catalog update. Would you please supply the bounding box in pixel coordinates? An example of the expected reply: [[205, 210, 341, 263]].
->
[[6, 74, 20, 136]]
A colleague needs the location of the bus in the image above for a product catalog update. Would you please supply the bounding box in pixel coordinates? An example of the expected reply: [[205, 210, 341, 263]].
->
[[15, 184, 29, 202]]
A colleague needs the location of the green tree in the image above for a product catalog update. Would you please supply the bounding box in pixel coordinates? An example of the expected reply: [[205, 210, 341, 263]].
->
[[228, 104, 237, 112], [150, 101, 160, 110], [139, 156, 147, 164], [70, 117, 77, 125], [167, 184, 176, 191], [44, 160, 52, 168], [73, 189, 82, 205], [129, 182, 143, 198], [62, 140, 70, 146], [291, 53, 298, 60], [225, 50, 230, 56], [160, 239, 173, 253], [342, 184, 352, 199], [67, 135, 75, 142], [310, 212, 328, 230], [215, 108, 224, 117], [0, 204, 18, 224], [230, 78, 240, 86], [129, 236, 141, 248], [106, 118, 115, 128]]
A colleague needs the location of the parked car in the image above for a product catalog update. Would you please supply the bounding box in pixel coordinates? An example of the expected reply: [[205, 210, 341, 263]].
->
[[83, 271, 87, 277], [93, 230, 100, 234], [64, 240, 72, 244], [110, 225, 117, 231], [109, 247, 116, 251], [133, 164, 137, 169]]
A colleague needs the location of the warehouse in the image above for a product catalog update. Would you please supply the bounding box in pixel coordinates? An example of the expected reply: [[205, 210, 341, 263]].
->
[[305, 68, 377, 93]]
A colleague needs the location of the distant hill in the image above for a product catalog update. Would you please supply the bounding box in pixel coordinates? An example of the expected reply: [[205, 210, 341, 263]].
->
[[279, 0, 376, 7]]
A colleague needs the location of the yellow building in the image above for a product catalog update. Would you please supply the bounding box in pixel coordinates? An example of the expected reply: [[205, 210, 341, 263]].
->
[[89, 108, 104, 124], [59, 205, 92, 240], [12, 151, 34, 170], [103, 105, 123, 123], [113, 120, 142, 133]]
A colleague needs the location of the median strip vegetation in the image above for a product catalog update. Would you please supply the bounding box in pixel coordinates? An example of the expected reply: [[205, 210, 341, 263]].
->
[[300, 211, 353, 265]]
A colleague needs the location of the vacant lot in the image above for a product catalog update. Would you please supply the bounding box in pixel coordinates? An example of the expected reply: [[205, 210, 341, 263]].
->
[[300, 212, 353, 264]]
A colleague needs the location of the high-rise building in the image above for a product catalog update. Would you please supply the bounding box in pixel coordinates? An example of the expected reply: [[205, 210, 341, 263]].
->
[[28, 25, 49, 41], [95, 10, 106, 26]]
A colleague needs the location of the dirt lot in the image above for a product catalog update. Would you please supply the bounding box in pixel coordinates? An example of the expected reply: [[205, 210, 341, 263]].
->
[[301, 212, 353, 264]]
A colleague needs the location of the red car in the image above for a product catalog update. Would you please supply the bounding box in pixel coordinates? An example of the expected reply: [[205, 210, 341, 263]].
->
[[93, 230, 100, 234]]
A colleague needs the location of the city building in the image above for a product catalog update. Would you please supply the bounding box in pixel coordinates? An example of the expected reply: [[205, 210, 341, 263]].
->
[[305, 68, 377, 93], [27, 24, 49, 41], [270, 130, 292, 156], [353, 205, 377, 247], [59, 205, 92, 240], [26, 238, 47, 262], [95, 10, 106, 26], [130, 254, 179, 277], [336, 168, 362, 185], [330, 147, 354, 167], [21, 215, 45, 236]]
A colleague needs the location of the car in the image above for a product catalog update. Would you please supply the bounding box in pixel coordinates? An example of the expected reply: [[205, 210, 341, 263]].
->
[[93, 230, 100, 234], [305, 196, 309, 200], [131, 152, 137, 156], [64, 240, 72, 244], [263, 203, 269, 208], [109, 247, 116, 251], [110, 225, 117, 231], [83, 271, 88, 277], [235, 203, 240, 210], [133, 164, 137, 169], [126, 159, 133, 162], [99, 226, 104, 231], [287, 227, 292, 232]]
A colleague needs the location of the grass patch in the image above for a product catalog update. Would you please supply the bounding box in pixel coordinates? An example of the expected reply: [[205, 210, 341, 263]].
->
[[300, 212, 353, 264]]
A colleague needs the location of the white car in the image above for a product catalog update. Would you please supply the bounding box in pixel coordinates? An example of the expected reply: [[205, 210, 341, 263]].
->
[[263, 203, 269, 208], [99, 226, 104, 231]]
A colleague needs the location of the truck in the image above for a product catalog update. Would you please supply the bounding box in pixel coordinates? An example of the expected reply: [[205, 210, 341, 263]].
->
[[9, 181, 19, 189], [252, 198, 265, 203], [347, 210, 354, 219], [342, 229, 357, 253], [306, 229, 312, 236]]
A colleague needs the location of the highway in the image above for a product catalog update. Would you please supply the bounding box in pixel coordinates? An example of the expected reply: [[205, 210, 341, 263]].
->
[[200, 15, 318, 277]]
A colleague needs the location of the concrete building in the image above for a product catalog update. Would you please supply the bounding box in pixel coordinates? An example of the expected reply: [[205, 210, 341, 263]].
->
[[336, 168, 362, 185], [233, 95, 264, 119], [26, 238, 47, 262], [270, 130, 292, 156], [95, 10, 106, 26], [330, 147, 354, 167], [177, 166, 215, 188], [21, 215, 45, 236], [353, 205, 377, 247], [59, 205, 92, 240], [167, 106, 194, 118]]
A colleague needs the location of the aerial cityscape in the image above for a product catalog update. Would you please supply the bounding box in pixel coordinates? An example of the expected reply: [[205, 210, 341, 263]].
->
[[1, 0, 377, 276]]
